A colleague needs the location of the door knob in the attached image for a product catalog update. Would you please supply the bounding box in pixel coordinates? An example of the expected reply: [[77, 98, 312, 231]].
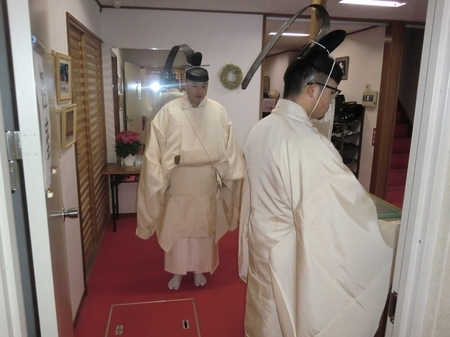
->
[[62, 207, 79, 220], [51, 207, 79, 220]]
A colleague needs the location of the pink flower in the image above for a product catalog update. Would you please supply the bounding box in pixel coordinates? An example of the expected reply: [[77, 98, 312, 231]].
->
[[115, 130, 142, 158], [116, 130, 140, 144]]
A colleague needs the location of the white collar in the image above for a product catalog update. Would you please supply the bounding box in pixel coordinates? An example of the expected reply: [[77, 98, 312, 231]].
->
[[271, 99, 313, 127]]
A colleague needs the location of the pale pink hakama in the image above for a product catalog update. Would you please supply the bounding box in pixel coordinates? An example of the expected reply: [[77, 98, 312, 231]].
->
[[163, 165, 219, 274]]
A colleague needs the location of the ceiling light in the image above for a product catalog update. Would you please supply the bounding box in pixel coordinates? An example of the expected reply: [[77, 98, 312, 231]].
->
[[269, 32, 310, 37], [112, 0, 122, 8], [339, 0, 406, 7]]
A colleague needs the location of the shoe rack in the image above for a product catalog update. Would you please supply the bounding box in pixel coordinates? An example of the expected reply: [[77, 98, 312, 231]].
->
[[331, 103, 365, 178]]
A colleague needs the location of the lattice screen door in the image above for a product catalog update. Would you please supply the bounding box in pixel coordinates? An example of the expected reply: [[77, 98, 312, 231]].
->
[[68, 14, 109, 273]]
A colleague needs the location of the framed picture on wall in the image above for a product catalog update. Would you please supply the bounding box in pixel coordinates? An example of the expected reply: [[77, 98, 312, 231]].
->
[[336, 56, 349, 80], [55, 52, 72, 103], [61, 103, 77, 149]]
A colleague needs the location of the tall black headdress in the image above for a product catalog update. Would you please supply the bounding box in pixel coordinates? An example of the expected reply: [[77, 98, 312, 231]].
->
[[185, 67, 209, 82], [241, 4, 346, 89], [298, 29, 346, 83], [160, 44, 204, 86], [185, 50, 208, 82]]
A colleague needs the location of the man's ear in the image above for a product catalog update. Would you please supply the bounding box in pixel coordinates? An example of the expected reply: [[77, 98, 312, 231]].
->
[[306, 83, 317, 98]]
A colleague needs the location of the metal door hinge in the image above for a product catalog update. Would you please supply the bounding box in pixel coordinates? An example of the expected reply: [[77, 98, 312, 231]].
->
[[5, 131, 22, 192], [388, 291, 398, 323]]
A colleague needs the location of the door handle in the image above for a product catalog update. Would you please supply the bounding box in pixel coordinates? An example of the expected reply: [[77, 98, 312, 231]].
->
[[51, 207, 79, 220], [63, 207, 79, 219]]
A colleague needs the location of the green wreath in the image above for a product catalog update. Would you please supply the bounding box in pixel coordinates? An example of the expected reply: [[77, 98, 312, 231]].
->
[[220, 64, 243, 90]]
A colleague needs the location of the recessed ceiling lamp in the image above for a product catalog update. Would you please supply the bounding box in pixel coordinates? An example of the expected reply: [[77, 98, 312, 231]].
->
[[111, 0, 122, 8], [269, 32, 309, 37], [339, 0, 406, 7]]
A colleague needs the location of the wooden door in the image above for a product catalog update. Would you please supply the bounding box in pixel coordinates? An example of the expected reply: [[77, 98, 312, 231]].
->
[[68, 15, 109, 273]]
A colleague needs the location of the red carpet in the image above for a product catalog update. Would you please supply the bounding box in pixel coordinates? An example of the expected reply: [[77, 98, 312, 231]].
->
[[74, 215, 246, 336]]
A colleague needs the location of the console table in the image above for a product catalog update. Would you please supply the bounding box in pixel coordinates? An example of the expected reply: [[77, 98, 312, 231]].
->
[[102, 162, 141, 231]]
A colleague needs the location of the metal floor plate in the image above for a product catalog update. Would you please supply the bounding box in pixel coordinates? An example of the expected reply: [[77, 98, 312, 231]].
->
[[105, 298, 201, 336]]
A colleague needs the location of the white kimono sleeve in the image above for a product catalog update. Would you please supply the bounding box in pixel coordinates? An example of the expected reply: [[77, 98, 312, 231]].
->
[[136, 119, 169, 239]]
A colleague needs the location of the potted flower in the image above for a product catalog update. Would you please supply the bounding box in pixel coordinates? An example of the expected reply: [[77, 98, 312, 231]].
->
[[115, 130, 142, 166]]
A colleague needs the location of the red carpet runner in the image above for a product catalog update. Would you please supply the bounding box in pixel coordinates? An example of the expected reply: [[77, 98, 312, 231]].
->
[[74, 216, 246, 336]]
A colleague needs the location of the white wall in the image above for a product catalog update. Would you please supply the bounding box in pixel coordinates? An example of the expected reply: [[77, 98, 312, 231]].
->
[[101, 8, 263, 164], [264, 52, 296, 96], [47, 0, 102, 51], [45, 0, 103, 319], [101, 9, 263, 213]]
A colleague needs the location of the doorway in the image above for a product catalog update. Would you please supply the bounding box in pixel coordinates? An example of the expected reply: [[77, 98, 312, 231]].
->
[[0, 0, 38, 334], [371, 24, 424, 209]]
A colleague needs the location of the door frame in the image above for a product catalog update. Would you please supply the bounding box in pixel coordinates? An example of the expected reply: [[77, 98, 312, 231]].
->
[[386, 0, 450, 335], [0, 80, 28, 337], [5, 0, 63, 335], [370, 22, 405, 198], [111, 53, 121, 136]]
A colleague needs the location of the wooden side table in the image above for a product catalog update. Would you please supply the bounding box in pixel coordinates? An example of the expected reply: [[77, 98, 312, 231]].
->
[[102, 162, 141, 231]]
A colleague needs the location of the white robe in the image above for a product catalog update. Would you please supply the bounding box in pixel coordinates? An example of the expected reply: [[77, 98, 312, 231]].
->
[[239, 99, 393, 336], [137, 94, 245, 273]]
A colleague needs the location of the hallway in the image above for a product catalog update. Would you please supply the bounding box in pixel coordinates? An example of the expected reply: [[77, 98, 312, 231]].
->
[[74, 216, 246, 336]]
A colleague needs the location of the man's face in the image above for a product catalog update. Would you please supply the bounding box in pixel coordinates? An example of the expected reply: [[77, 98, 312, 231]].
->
[[310, 79, 340, 120], [186, 79, 208, 107]]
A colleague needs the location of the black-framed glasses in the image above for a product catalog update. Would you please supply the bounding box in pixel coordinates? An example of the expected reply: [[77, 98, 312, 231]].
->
[[307, 82, 341, 99]]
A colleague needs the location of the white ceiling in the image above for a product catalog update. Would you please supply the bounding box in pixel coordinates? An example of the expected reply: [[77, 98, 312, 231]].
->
[[96, 0, 427, 22], [100, 0, 427, 65]]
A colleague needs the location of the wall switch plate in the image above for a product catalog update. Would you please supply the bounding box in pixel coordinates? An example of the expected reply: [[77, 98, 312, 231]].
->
[[362, 84, 378, 108]]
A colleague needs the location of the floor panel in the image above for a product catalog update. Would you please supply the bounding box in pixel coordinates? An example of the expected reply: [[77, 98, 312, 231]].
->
[[105, 298, 201, 336]]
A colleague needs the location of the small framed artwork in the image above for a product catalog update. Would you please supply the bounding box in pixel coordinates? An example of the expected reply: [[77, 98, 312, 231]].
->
[[61, 103, 77, 149], [336, 56, 349, 80], [55, 52, 72, 103]]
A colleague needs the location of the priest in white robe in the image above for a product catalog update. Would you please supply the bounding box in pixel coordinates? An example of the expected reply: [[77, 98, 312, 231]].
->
[[137, 66, 245, 290], [239, 30, 393, 336]]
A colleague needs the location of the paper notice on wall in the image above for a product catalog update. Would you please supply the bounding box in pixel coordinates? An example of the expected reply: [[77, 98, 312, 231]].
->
[[33, 49, 51, 189]]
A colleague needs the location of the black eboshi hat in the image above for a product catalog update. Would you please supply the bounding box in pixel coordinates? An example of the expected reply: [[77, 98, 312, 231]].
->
[[298, 29, 346, 84], [161, 45, 206, 85], [185, 66, 209, 82]]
